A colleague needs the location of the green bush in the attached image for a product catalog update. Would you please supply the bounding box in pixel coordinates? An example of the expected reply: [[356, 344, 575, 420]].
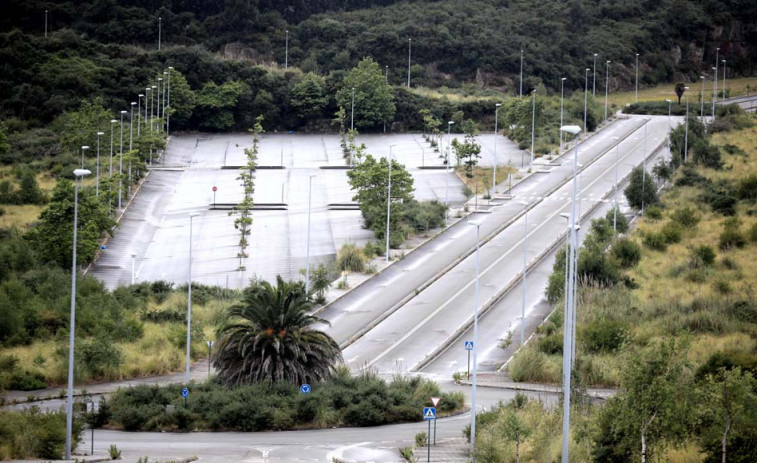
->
[[336, 243, 366, 272], [643, 231, 667, 251], [611, 238, 642, 268], [582, 318, 627, 353], [660, 221, 683, 244], [719, 218, 747, 250], [670, 207, 700, 228], [689, 245, 716, 268], [8, 370, 46, 391], [700, 181, 738, 216], [0, 408, 82, 459], [605, 207, 628, 234], [736, 174, 757, 202], [645, 205, 663, 220], [748, 222, 757, 243], [537, 333, 563, 355]]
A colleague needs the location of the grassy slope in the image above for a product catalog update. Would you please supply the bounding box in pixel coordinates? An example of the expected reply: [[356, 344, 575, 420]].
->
[[508, 115, 757, 388]]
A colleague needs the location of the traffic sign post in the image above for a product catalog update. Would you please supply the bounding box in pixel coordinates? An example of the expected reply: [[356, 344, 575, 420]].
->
[[300, 384, 311, 394], [181, 387, 189, 407], [430, 398, 441, 445], [465, 341, 474, 379], [212, 186, 217, 209], [423, 407, 436, 462]]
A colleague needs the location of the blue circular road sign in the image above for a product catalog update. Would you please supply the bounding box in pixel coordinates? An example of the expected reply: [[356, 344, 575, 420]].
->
[[300, 384, 311, 394], [181, 387, 189, 398]]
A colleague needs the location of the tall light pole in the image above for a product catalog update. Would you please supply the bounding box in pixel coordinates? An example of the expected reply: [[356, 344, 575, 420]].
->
[[285, 30, 289, 70], [118, 110, 126, 209], [560, 77, 567, 153], [592, 53, 597, 96], [145, 87, 151, 134], [109, 119, 117, 187], [305, 175, 315, 295], [96, 132, 103, 197], [713, 47, 720, 116], [492, 103, 502, 195], [45, 10, 48, 38], [519, 201, 529, 345], [163, 71, 168, 128], [604, 60, 611, 122], [407, 38, 412, 88], [187, 212, 200, 384], [350, 87, 355, 132], [612, 136, 620, 233], [519, 50, 524, 96], [151, 85, 156, 133], [167, 67, 173, 135], [129, 102, 136, 185], [722, 59, 727, 100], [158, 16, 162, 50], [530, 88, 537, 167], [635, 53, 639, 102], [65, 168, 91, 460], [445, 121, 454, 208], [157, 78, 163, 127], [131, 252, 137, 285], [699, 76, 705, 124], [583, 68, 590, 133], [386, 145, 396, 262], [558, 125, 582, 463], [642, 121, 648, 214], [80, 145, 89, 169], [665, 99, 672, 158], [137, 94, 143, 137], [466, 219, 483, 455], [684, 87, 690, 163]]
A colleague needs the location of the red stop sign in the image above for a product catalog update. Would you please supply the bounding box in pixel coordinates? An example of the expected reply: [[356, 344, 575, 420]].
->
[[212, 186, 217, 192]]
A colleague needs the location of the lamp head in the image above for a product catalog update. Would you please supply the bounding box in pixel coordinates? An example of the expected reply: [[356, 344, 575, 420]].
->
[[189, 212, 200, 218], [684, 86, 690, 90], [665, 99, 672, 103], [607, 60, 611, 64], [139, 94, 144, 97], [120, 110, 127, 114], [560, 212, 570, 220], [73, 169, 91, 177], [467, 219, 483, 228], [448, 121, 454, 125], [146, 87, 151, 91], [158, 78, 163, 81], [110, 119, 117, 123], [561, 77, 567, 81], [151, 85, 156, 89], [169, 66, 174, 70], [495, 103, 502, 107], [131, 102, 136, 106], [81, 145, 90, 150], [97, 132, 104, 136], [560, 125, 582, 135], [594, 53, 597, 57]]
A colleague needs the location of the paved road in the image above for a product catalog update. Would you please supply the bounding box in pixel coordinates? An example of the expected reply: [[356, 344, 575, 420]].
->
[[88, 133, 467, 289], [721, 94, 757, 112], [337, 116, 672, 375]]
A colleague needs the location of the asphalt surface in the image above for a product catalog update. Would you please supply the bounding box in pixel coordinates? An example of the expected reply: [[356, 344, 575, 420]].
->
[[88, 133, 469, 289]]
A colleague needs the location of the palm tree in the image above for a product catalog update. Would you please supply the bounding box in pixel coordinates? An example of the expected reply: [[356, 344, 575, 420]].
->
[[214, 276, 342, 386]]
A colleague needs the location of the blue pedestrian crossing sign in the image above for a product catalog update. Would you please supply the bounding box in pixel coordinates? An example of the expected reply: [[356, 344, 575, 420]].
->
[[181, 387, 189, 398], [423, 407, 437, 420], [464, 341, 474, 350], [300, 384, 311, 394]]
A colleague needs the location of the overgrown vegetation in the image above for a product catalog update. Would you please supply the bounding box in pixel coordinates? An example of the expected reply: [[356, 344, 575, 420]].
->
[[102, 369, 464, 432], [0, 408, 82, 459]]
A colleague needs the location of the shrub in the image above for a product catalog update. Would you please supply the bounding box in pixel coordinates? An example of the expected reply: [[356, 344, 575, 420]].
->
[[689, 245, 716, 268], [336, 243, 366, 272], [582, 319, 626, 353], [719, 218, 747, 250], [670, 207, 700, 228], [749, 222, 757, 243], [660, 221, 682, 244], [8, 370, 47, 390], [644, 205, 663, 220], [537, 333, 563, 355], [736, 174, 757, 202], [701, 181, 738, 216], [605, 208, 628, 234], [643, 231, 667, 251], [415, 431, 427, 447], [0, 408, 82, 459], [78, 336, 122, 378], [611, 238, 642, 268], [508, 347, 560, 383]]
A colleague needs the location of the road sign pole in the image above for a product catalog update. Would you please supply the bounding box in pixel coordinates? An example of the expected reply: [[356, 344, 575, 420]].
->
[[467, 350, 470, 379], [427, 419, 431, 462], [434, 418, 437, 445]]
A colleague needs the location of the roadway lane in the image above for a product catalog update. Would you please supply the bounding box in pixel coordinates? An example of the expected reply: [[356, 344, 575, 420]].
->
[[339, 116, 672, 374], [319, 116, 652, 347]]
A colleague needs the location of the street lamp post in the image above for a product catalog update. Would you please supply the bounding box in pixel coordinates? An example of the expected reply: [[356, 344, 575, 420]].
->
[[80, 145, 90, 169], [604, 61, 611, 122], [684, 87, 690, 163], [635, 53, 639, 102], [305, 175, 315, 295], [137, 94, 143, 137], [407, 38, 411, 88], [445, 122, 454, 208], [558, 125, 581, 463], [151, 85, 156, 133], [519, 49, 524, 96], [530, 89, 537, 167], [466, 219, 483, 455], [612, 136, 620, 233], [129, 102, 136, 186], [145, 87, 151, 134], [118, 110, 126, 209], [285, 30, 289, 70], [187, 212, 200, 384], [96, 133, 103, 197], [722, 59, 726, 101], [713, 47, 720, 116], [699, 76, 705, 124], [642, 121, 648, 214], [592, 53, 597, 96], [163, 71, 168, 128], [665, 99, 672, 159], [583, 68, 590, 133], [109, 120, 117, 206], [350, 87, 355, 166], [167, 67, 173, 135], [65, 168, 92, 460], [386, 145, 396, 262], [131, 252, 137, 285], [519, 201, 529, 345], [492, 103, 502, 195], [560, 77, 567, 153], [157, 78, 163, 128], [158, 16, 161, 50], [45, 10, 48, 38]]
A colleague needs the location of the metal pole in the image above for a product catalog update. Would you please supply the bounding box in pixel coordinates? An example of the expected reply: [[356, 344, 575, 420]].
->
[[285, 30, 289, 70], [642, 122, 647, 214], [614, 141, 619, 233], [520, 203, 528, 345], [593, 53, 597, 96], [129, 103, 135, 185], [560, 78, 566, 153], [350, 87, 355, 132], [96, 133, 102, 197], [713, 47, 719, 117], [131, 253, 136, 285], [187, 213, 198, 384], [386, 146, 394, 262], [137, 95, 143, 137], [584, 68, 589, 132], [427, 419, 431, 462], [167, 67, 173, 135], [305, 175, 314, 294], [635, 53, 639, 102], [158, 16, 161, 50], [118, 111, 125, 209], [685, 95, 689, 163], [157, 79, 162, 127], [445, 122, 453, 208], [700, 76, 705, 124], [493, 104, 501, 195], [530, 89, 536, 167], [151, 85, 155, 133], [470, 222, 481, 455], [722, 59, 726, 100], [604, 61, 610, 122], [519, 50, 523, 96], [407, 38, 411, 88], [45, 10, 48, 38]]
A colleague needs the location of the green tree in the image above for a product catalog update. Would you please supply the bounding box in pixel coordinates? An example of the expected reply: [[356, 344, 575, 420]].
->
[[451, 121, 481, 177], [347, 154, 414, 239], [501, 406, 531, 463], [194, 80, 251, 131], [26, 179, 114, 268], [336, 57, 395, 129], [675, 83, 686, 105], [231, 117, 262, 270], [0, 128, 8, 160], [57, 97, 113, 157], [15, 168, 46, 205], [214, 276, 342, 386], [698, 368, 757, 463], [165, 70, 196, 130], [291, 72, 328, 120], [624, 166, 659, 211]]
